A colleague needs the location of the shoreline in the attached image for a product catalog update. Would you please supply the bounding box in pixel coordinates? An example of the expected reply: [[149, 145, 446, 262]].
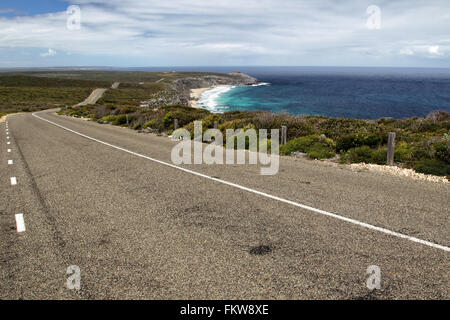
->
[[189, 87, 214, 108], [188, 82, 268, 111], [189, 85, 234, 109]]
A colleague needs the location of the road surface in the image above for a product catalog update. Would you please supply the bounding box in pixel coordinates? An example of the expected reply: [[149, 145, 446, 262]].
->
[[1, 110, 448, 299], [74, 88, 108, 107]]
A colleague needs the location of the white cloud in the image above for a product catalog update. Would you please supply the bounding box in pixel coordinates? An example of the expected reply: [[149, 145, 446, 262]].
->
[[40, 48, 56, 57], [0, 0, 449, 66], [399, 48, 414, 56], [428, 45, 441, 55]]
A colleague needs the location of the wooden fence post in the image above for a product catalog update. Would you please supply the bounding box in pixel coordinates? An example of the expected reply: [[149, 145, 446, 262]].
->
[[126, 114, 129, 126], [387, 132, 396, 166], [214, 121, 218, 129], [174, 118, 178, 130], [281, 126, 287, 145]]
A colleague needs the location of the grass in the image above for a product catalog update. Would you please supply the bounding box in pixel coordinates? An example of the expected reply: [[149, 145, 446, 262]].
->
[[0, 86, 94, 113], [0, 74, 108, 113], [0, 70, 226, 114], [19, 70, 224, 83]]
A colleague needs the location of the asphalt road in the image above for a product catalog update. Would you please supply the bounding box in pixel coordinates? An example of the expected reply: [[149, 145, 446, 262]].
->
[[74, 88, 108, 107], [0, 110, 448, 299]]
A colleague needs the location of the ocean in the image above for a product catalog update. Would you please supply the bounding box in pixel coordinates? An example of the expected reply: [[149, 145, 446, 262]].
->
[[134, 66, 450, 119]]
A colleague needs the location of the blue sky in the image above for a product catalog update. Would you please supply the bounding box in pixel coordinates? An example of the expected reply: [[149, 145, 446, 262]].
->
[[0, 0, 67, 17], [1, 0, 449, 68]]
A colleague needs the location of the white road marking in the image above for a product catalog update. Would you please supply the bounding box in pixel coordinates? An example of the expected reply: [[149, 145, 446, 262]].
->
[[15, 214, 26, 233], [8, 160, 13, 165], [7, 136, 9, 139], [7, 141, 10, 145], [10, 177, 17, 185], [32, 112, 450, 253], [7, 149, 11, 152]]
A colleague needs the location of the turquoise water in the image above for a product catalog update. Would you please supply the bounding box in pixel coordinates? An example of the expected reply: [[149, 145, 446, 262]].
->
[[195, 67, 450, 119]]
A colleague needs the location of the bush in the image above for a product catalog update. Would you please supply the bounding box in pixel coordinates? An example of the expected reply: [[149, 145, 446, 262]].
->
[[340, 146, 375, 164], [144, 119, 163, 131], [201, 114, 223, 129], [336, 133, 382, 152], [394, 142, 414, 162], [372, 147, 388, 165], [226, 127, 258, 150], [307, 142, 335, 159], [280, 134, 335, 159], [258, 139, 272, 153], [413, 159, 450, 176], [162, 112, 173, 127], [100, 115, 117, 123], [112, 114, 128, 125], [433, 141, 450, 163], [280, 135, 320, 155]]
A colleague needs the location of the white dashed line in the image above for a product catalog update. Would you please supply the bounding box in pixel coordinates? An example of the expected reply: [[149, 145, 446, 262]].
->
[[8, 160, 13, 165], [32, 112, 450, 253], [7, 149, 11, 152], [15, 214, 26, 233], [7, 141, 10, 145], [10, 177, 17, 185]]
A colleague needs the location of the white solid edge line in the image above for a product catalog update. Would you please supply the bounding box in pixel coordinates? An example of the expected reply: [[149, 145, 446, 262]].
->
[[32, 112, 450, 253], [15, 214, 26, 233], [8, 160, 13, 165], [10, 177, 17, 185]]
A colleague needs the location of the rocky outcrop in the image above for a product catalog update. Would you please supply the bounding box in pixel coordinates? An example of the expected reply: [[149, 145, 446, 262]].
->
[[141, 72, 259, 107], [426, 110, 450, 122], [172, 72, 258, 99]]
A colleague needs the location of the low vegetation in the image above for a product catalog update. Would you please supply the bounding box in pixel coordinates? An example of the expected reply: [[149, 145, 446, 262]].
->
[[1, 71, 448, 179], [60, 103, 450, 178], [0, 74, 108, 113]]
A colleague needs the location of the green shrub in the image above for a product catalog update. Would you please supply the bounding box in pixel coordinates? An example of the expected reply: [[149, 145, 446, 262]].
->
[[280, 135, 320, 155], [101, 115, 117, 123], [336, 133, 382, 152], [413, 159, 450, 176], [394, 142, 414, 162], [226, 128, 258, 150], [372, 147, 388, 165], [201, 114, 223, 128], [221, 119, 251, 131], [258, 139, 271, 153], [280, 134, 335, 159], [433, 141, 450, 163], [144, 119, 163, 130], [112, 114, 127, 125], [307, 142, 335, 159], [340, 146, 375, 164], [163, 112, 173, 127]]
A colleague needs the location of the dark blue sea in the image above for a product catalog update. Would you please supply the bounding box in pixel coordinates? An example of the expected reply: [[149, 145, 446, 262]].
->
[[131, 66, 450, 119]]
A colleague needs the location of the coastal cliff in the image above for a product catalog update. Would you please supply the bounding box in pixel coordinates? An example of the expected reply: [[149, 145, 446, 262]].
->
[[143, 72, 259, 107]]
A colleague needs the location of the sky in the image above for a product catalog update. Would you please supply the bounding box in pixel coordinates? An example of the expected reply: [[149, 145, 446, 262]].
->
[[0, 0, 449, 68]]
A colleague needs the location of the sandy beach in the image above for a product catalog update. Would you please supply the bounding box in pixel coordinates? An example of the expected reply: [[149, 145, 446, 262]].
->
[[189, 87, 212, 108]]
